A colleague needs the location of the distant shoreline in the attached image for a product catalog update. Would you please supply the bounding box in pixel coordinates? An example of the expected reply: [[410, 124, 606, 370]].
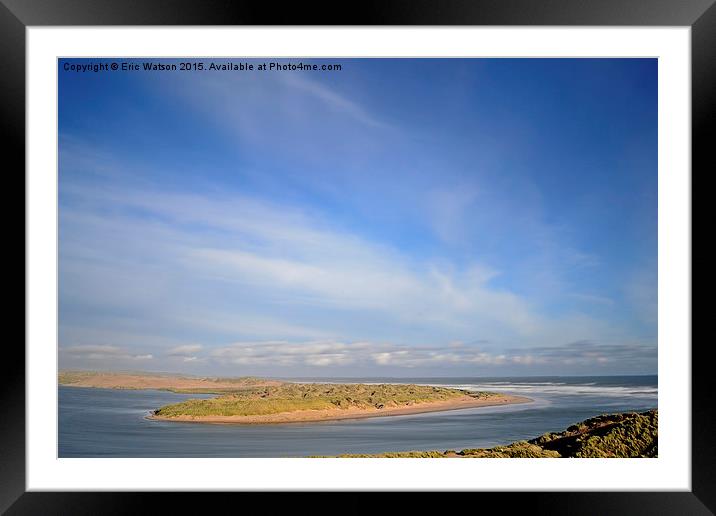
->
[[59, 370, 533, 425], [58, 370, 282, 393], [147, 393, 532, 425]]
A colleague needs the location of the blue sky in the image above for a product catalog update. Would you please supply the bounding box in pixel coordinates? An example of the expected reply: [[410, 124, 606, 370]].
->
[[58, 58, 657, 376]]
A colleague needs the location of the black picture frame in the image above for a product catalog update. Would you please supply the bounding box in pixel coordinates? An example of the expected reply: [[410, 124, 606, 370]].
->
[[4, 1, 708, 513]]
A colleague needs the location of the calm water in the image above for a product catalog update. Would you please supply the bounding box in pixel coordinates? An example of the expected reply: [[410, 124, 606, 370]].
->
[[59, 376, 657, 457]]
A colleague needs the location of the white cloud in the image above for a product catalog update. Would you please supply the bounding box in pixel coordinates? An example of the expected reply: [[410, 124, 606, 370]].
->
[[59, 179, 624, 349], [203, 339, 654, 370], [210, 341, 359, 367]]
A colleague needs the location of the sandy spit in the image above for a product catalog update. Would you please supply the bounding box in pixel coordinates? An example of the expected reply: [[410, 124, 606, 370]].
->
[[147, 394, 532, 425]]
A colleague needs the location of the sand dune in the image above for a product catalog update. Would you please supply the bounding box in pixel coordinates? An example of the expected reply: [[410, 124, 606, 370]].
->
[[149, 393, 531, 424]]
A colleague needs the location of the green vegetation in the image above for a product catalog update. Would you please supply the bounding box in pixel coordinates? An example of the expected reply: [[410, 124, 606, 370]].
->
[[331, 442, 560, 458], [154, 383, 495, 417], [160, 387, 259, 394], [58, 370, 99, 384], [325, 450, 459, 458], [332, 410, 657, 458], [530, 409, 658, 458], [458, 442, 561, 458]]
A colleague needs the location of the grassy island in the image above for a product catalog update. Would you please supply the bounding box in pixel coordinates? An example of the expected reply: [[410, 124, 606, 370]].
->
[[59, 370, 530, 424], [150, 383, 529, 424]]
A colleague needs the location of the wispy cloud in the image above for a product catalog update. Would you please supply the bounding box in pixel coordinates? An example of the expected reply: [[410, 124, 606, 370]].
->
[[181, 339, 656, 372], [210, 341, 365, 367], [60, 337, 655, 374], [283, 73, 390, 129], [60, 179, 620, 349]]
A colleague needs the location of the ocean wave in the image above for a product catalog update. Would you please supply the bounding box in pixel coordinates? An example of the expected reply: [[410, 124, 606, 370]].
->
[[430, 382, 658, 398]]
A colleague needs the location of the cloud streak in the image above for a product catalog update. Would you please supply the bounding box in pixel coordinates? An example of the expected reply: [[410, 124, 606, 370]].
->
[[170, 339, 657, 372], [60, 180, 622, 349]]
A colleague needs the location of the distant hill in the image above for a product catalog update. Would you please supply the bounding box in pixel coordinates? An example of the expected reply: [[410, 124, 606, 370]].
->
[[335, 410, 657, 458], [58, 370, 283, 393]]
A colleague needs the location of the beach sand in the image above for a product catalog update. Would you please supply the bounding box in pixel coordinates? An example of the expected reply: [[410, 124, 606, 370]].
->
[[147, 394, 532, 425]]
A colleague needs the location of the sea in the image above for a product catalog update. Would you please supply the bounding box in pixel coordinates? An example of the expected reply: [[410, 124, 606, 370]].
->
[[58, 375, 657, 457]]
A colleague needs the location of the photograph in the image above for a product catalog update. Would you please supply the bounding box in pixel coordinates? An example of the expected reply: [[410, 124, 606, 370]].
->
[[1, 0, 708, 506], [57, 57, 658, 459]]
